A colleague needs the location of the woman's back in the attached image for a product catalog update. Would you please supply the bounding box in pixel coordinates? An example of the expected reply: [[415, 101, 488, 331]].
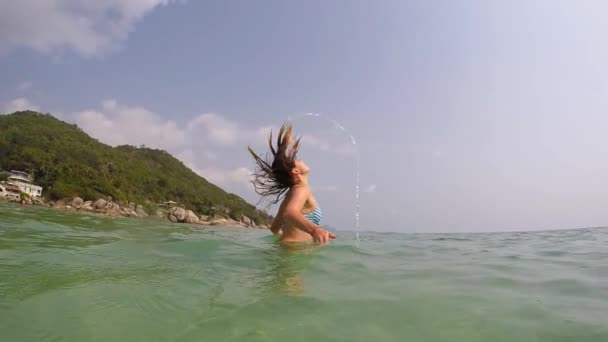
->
[[279, 188, 322, 243]]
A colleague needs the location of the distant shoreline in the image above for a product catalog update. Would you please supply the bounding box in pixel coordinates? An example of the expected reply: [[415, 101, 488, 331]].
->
[[2, 196, 269, 229], [0, 111, 273, 228]]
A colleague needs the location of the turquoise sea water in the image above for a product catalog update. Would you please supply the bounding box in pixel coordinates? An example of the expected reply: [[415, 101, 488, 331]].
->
[[1, 202, 607, 341]]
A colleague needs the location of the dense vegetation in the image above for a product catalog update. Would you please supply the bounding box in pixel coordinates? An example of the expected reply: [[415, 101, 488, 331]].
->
[[0, 111, 271, 224]]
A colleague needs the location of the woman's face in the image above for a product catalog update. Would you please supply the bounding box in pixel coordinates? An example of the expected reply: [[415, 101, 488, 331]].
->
[[293, 159, 310, 175]]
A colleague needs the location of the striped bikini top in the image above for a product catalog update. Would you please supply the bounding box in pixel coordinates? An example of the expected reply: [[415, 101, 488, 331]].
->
[[303, 206, 323, 225]]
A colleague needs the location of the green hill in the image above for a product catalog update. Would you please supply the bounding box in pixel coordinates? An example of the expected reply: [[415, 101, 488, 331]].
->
[[0, 111, 271, 224]]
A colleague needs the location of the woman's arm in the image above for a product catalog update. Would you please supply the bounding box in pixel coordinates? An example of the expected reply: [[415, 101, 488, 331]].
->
[[269, 216, 282, 235], [282, 186, 335, 243], [269, 200, 287, 235], [270, 194, 287, 235]]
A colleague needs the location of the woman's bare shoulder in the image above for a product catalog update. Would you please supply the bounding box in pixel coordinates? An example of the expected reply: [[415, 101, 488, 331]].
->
[[285, 184, 311, 198]]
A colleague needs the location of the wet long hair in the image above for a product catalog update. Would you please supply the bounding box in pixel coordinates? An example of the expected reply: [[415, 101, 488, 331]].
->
[[248, 122, 301, 205]]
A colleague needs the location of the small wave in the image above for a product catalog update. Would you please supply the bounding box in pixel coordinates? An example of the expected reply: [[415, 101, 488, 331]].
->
[[430, 237, 473, 242]]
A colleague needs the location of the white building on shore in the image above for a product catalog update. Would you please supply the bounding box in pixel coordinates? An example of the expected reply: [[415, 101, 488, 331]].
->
[[0, 183, 21, 200], [6, 170, 43, 198]]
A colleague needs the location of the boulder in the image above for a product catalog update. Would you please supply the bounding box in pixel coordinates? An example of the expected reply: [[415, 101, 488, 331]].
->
[[240, 215, 253, 226], [52, 200, 66, 209], [169, 207, 187, 222], [105, 203, 122, 217], [93, 198, 107, 209], [209, 217, 230, 226], [120, 207, 131, 217], [106, 209, 122, 217], [135, 205, 148, 217], [184, 210, 199, 224], [155, 209, 166, 218], [168, 214, 178, 223], [33, 197, 46, 206], [128, 202, 137, 211], [72, 197, 84, 209], [196, 215, 211, 225], [81, 201, 94, 211]]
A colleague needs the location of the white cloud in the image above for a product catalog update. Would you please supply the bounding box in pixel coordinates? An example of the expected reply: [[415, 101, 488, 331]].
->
[[204, 150, 218, 160], [3, 97, 40, 113], [0, 1, 175, 57], [71, 99, 274, 158], [71, 101, 261, 203], [255, 125, 275, 138], [17, 81, 32, 91], [71, 100, 261, 195], [198, 167, 253, 188], [75, 99, 184, 148], [253, 125, 278, 145], [302, 134, 331, 151], [188, 113, 240, 145], [176, 148, 196, 169], [364, 184, 377, 193], [301, 134, 358, 157], [195, 166, 259, 205]]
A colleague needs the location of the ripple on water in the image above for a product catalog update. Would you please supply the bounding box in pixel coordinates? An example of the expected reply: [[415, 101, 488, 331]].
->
[[2, 203, 608, 341]]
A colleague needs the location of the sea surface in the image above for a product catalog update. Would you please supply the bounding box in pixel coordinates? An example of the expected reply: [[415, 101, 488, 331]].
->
[[1, 202, 607, 341]]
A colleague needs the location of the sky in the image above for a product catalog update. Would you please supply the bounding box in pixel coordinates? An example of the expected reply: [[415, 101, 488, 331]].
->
[[2, 0, 608, 233]]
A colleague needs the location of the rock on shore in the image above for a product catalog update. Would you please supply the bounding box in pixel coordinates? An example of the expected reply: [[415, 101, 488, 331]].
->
[[20, 196, 269, 229]]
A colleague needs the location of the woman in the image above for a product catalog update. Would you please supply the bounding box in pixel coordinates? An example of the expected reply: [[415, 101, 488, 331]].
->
[[248, 122, 335, 244]]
